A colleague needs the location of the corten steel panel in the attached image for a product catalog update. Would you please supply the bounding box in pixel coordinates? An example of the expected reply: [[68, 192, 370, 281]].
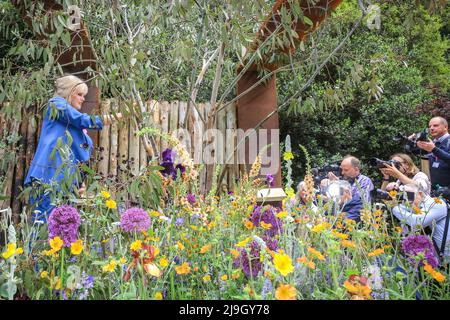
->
[[236, 0, 343, 188], [237, 73, 281, 188]]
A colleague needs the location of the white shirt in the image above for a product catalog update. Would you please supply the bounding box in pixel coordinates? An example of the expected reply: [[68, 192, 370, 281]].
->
[[393, 196, 449, 262]]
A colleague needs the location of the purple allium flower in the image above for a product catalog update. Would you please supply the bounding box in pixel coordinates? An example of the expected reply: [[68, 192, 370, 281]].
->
[[401, 235, 438, 268], [250, 205, 283, 237], [266, 174, 275, 187], [120, 207, 151, 233], [186, 193, 196, 205], [233, 241, 263, 278], [48, 205, 81, 247]]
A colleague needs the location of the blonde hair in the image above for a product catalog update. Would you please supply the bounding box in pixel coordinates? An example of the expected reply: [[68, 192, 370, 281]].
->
[[391, 153, 419, 177], [54, 75, 88, 101]]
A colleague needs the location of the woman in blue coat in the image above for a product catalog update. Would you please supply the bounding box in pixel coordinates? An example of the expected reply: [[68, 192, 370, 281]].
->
[[24, 75, 122, 222]]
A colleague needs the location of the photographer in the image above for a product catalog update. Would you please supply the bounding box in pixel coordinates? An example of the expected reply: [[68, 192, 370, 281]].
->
[[392, 184, 449, 264], [321, 155, 374, 222], [379, 153, 431, 196], [415, 117, 450, 191]]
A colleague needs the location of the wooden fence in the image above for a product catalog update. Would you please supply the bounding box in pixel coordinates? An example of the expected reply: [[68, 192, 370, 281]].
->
[[0, 100, 241, 216]]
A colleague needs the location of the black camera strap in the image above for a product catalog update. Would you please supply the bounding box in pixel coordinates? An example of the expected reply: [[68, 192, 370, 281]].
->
[[433, 203, 450, 261]]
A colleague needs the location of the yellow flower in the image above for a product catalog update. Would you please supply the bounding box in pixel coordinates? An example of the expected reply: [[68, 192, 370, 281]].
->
[[235, 237, 251, 248], [70, 240, 83, 255], [341, 240, 356, 249], [343, 280, 372, 300], [368, 248, 384, 257], [54, 277, 61, 291], [177, 241, 185, 250], [413, 206, 423, 215], [175, 262, 191, 275], [101, 191, 111, 199], [388, 190, 398, 198], [159, 257, 169, 268], [105, 199, 117, 209], [155, 292, 163, 300], [332, 230, 349, 240], [311, 222, 330, 233], [120, 257, 127, 264], [244, 220, 254, 230], [49, 237, 64, 252], [2, 243, 17, 260], [200, 244, 211, 254], [275, 284, 297, 300], [40, 271, 49, 279], [130, 240, 142, 251], [221, 275, 228, 281], [433, 197, 443, 204], [202, 274, 211, 282], [394, 226, 403, 234], [276, 211, 288, 219], [144, 263, 162, 277], [285, 187, 295, 199], [15, 247, 23, 255], [308, 247, 325, 261], [150, 210, 161, 217], [260, 221, 272, 230], [283, 151, 294, 161], [273, 252, 295, 276], [102, 260, 118, 273]]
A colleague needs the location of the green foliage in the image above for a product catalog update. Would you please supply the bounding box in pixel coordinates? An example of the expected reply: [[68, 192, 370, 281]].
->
[[279, 0, 447, 185]]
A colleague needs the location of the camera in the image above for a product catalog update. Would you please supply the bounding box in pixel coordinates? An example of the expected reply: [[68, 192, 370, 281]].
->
[[371, 188, 416, 202], [370, 157, 401, 169], [312, 162, 342, 188], [393, 129, 429, 156]]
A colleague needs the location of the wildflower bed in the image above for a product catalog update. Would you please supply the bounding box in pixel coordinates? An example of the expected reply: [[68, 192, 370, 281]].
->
[[1, 144, 449, 300]]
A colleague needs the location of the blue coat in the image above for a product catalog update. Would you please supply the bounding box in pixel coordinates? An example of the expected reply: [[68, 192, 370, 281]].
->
[[24, 96, 103, 187]]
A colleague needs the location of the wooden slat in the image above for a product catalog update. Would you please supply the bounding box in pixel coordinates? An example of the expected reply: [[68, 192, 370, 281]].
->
[[118, 116, 129, 176], [109, 99, 119, 178], [25, 105, 37, 179], [0, 119, 20, 210], [217, 103, 227, 190], [129, 120, 140, 176], [192, 103, 204, 165], [226, 103, 238, 189], [98, 100, 110, 177], [169, 100, 179, 137], [11, 114, 28, 220], [159, 101, 170, 153], [204, 102, 214, 192], [150, 100, 161, 159], [176, 101, 191, 160]]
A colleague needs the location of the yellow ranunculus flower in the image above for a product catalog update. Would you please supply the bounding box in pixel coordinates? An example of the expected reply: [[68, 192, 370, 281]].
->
[[130, 240, 142, 251], [101, 191, 111, 199], [49, 237, 64, 252], [155, 292, 163, 300], [70, 240, 83, 255], [105, 199, 117, 209], [2, 243, 16, 260], [273, 252, 294, 276]]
